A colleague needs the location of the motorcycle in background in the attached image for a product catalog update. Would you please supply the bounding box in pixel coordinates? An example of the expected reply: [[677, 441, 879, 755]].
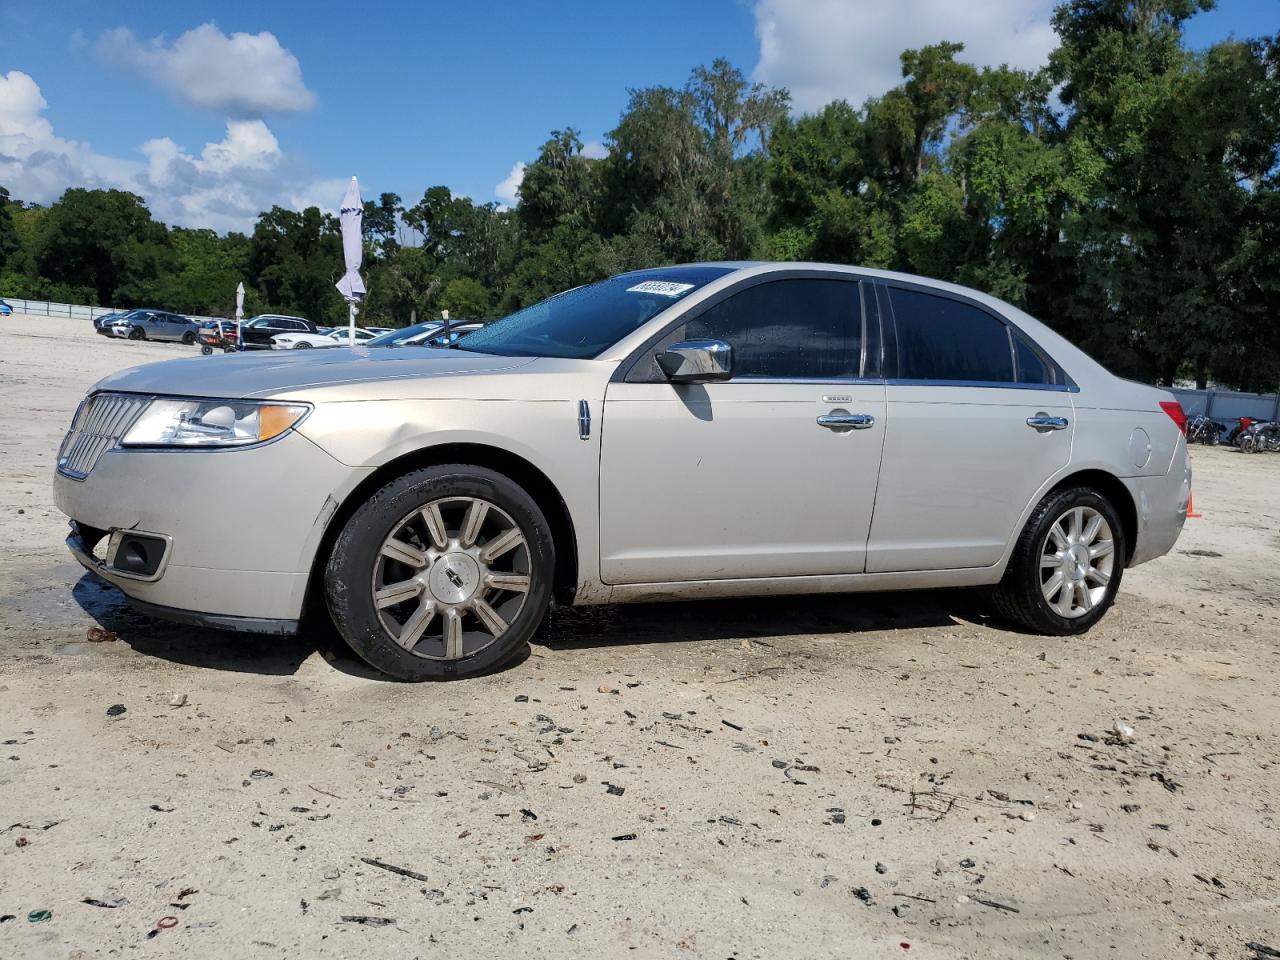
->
[[1239, 421, 1280, 453], [1185, 414, 1225, 445]]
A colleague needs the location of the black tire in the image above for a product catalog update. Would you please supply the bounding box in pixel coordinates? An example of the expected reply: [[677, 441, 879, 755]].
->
[[324, 465, 555, 681], [128, 327, 145, 340], [993, 486, 1126, 636], [293, 341, 313, 349], [182, 331, 196, 345], [223, 345, 236, 353], [200, 345, 213, 355]]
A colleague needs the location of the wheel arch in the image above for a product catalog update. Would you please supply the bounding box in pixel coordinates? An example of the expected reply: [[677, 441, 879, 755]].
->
[[1045, 469, 1138, 566], [303, 442, 580, 624]]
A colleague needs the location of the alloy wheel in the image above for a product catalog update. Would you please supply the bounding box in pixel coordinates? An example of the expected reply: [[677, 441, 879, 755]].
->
[[371, 496, 531, 660], [1039, 506, 1115, 619]]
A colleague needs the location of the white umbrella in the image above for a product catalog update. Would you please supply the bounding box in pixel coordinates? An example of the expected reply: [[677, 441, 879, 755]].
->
[[235, 281, 245, 352], [335, 176, 366, 344]]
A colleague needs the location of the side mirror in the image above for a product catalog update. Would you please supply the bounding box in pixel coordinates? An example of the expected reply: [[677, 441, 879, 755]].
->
[[656, 339, 733, 384]]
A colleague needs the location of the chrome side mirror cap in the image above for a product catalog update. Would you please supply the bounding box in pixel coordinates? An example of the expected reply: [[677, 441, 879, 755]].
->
[[656, 339, 733, 384]]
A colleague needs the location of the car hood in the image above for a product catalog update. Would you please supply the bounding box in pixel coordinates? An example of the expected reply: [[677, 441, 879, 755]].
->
[[92, 348, 538, 399]]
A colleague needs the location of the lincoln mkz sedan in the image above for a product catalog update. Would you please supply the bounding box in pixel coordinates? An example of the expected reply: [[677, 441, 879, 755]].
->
[[54, 263, 1190, 680]]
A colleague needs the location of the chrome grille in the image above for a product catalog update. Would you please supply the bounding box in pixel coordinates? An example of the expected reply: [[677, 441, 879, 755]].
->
[[56, 393, 150, 480]]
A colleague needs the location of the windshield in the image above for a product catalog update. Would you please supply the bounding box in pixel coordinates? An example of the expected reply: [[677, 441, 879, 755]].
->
[[458, 265, 737, 359]]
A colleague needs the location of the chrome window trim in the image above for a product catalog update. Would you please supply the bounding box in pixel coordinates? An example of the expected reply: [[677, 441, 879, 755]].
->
[[884, 378, 1079, 393]]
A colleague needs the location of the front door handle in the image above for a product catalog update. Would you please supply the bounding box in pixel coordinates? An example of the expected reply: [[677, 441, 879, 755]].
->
[[1026, 413, 1069, 431], [817, 413, 875, 430]]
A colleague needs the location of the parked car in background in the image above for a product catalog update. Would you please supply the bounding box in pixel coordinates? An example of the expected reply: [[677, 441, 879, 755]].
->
[[238, 315, 319, 350], [55, 262, 1190, 682], [365, 326, 393, 335], [0, 299, 12, 316], [364, 321, 446, 346], [93, 311, 128, 335], [108, 309, 200, 343], [365, 321, 484, 347], [270, 327, 378, 349]]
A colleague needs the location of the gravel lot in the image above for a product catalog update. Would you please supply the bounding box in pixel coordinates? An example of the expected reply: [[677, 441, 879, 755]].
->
[[1, 313, 1278, 959]]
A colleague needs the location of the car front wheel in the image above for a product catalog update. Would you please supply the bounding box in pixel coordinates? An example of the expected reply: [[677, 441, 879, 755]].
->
[[994, 486, 1126, 635], [324, 465, 555, 681], [292, 341, 313, 349], [182, 331, 196, 345], [128, 327, 145, 340]]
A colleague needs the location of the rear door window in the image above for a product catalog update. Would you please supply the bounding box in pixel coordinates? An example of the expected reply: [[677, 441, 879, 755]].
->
[[888, 287, 1014, 383]]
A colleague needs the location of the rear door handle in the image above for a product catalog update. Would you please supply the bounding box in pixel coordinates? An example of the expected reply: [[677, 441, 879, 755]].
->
[[1026, 414, 1069, 431], [817, 413, 875, 430]]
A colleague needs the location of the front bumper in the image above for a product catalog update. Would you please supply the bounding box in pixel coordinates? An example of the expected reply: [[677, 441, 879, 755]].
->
[[53, 430, 372, 624]]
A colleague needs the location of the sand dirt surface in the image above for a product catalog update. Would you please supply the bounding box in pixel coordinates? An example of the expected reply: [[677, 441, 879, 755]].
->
[[1, 314, 1278, 959]]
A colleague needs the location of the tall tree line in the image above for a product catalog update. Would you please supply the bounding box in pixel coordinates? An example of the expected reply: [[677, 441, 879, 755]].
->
[[1, 1, 1275, 389]]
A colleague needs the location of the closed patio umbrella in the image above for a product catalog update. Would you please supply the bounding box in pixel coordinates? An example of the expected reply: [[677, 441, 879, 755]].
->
[[235, 282, 244, 352], [335, 176, 366, 344]]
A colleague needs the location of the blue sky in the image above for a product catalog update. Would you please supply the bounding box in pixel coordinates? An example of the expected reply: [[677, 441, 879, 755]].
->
[[1, 0, 1274, 232]]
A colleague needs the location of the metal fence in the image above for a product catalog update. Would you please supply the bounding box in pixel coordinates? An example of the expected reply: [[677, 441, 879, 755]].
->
[[2, 297, 217, 324], [1171, 387, 1280, 424]]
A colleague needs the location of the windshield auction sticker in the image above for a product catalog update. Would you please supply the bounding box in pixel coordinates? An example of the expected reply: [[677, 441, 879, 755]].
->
[[626, 281, 696, 297]]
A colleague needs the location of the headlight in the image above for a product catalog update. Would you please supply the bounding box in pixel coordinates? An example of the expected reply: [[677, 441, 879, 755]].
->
[[121, 398, 310, 447]]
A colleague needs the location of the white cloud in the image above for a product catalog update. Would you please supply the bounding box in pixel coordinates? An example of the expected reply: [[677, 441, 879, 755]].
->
[[97, 23, 316, 116], [752, 0, 1058, 113], [0, 70, 338, 233], [494, 161, 526, 208], [0, 70, 141, 202], [581, 140, 608, 160]]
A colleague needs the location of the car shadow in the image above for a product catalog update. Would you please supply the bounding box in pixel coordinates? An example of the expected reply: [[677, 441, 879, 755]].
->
[[73, 571, 997, 681], [534, 588, 993, 649], [70, 572, 385, 680]]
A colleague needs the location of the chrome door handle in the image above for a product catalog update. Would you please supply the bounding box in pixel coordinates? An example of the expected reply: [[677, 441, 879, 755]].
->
[[1026, 414, 1069, 431], [817, 413, 875, 430]]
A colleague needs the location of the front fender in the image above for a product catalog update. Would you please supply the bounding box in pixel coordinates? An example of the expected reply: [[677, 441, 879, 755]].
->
[[297, 398, 605, 600]]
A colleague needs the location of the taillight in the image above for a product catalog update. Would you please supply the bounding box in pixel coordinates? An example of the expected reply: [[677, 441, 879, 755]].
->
[[1159, 400, 1187, 435]]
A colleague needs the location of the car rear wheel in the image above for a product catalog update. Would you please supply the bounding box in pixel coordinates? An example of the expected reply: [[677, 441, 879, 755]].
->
[[128, 327, 145, 340], [993, 486, 1126, 635], [324, 465, 554, 681]]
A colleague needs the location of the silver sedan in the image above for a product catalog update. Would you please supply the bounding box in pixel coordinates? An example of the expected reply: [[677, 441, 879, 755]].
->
[[53, 262, 1189, 680]]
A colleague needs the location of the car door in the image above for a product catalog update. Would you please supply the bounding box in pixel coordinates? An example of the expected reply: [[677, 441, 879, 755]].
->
[[865, 282, 1075, 573], [599, 275, 887, 584]]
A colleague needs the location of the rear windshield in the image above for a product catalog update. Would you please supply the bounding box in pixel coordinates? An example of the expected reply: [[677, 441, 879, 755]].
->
[[457, 266, 736, 359]]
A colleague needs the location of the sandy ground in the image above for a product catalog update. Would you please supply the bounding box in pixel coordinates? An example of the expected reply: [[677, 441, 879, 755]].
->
[[1, 313, 1278, 960]]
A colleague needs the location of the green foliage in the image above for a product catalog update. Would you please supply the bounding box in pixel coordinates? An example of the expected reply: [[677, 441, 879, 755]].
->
[[0, 13, 1276, 388], [0, 186, 19, 273], [247, 206, 345, 322], [34, 188, 170, 304]]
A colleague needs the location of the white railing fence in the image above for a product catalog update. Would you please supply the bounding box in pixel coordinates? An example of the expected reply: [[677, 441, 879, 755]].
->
[[2, 297, 219, 324]]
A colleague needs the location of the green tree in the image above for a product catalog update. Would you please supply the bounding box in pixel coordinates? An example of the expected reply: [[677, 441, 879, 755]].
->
[[439, 276, 493, 319], [0, 186, 19, 273], [247, 206, 345, 322], [35, 188, 171, 304]]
